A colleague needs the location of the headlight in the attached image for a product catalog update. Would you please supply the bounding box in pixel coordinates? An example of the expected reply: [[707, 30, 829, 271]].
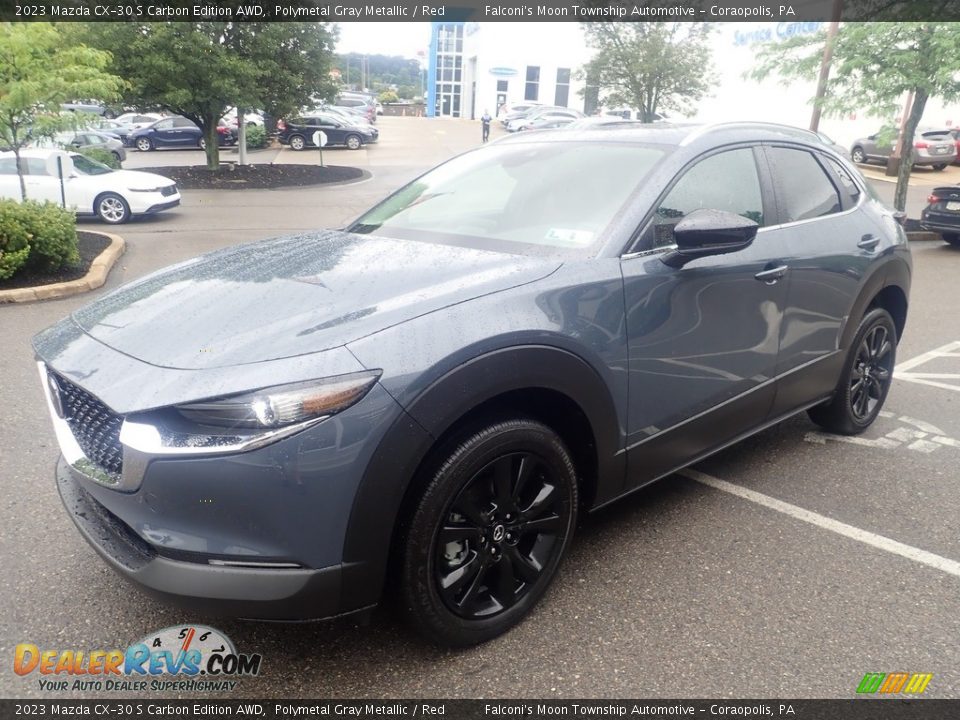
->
[[175, 371, 381, 429]]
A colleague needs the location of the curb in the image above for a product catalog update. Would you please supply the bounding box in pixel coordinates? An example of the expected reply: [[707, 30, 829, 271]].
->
[[907, 231, 943, 242], [0, 230, 125, 304]]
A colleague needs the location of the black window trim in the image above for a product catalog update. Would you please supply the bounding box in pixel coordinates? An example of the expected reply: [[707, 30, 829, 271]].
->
[[622, 142, 774, 257]]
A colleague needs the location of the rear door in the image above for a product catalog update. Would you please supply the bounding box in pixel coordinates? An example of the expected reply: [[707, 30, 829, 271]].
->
[[621, 145, 791, 487], [761, 145, 868, 415], [316, 114, 347, 146]]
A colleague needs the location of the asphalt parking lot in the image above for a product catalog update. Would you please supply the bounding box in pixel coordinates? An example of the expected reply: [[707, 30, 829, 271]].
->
[[2, 117, 959, 699]]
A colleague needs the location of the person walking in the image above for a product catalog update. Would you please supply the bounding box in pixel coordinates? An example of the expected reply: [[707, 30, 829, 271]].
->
[[481, 110, 492, 143]]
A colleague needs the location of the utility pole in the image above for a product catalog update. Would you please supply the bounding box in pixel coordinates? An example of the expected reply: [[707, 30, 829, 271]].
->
[[809, 0, 843, 133]]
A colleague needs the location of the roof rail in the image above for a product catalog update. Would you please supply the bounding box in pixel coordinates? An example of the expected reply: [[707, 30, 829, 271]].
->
[[679, 121, 817, 146]]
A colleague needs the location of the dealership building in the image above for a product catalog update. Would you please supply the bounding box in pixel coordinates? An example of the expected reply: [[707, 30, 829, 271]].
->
[[426, 21, 957, 148]]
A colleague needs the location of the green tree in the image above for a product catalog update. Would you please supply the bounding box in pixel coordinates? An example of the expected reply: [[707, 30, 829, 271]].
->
[[751, 23, 960, 212], [0, 23, 121, 200], [79, 20, 338, 170], [579, 22, 715, 122]]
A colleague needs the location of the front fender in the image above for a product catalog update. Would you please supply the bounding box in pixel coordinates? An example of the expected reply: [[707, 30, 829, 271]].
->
[[338, 344, 625, 611]]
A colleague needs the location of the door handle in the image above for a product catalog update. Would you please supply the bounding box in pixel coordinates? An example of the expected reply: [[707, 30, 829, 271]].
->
[[754, 265, 788, 284], [858, 234, 880, 251]]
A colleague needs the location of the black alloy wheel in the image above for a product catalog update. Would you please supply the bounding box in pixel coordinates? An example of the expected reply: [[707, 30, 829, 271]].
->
[[401, 418, 577, 646], [808, 307, 896, 434], [437, 451, 565, 618]]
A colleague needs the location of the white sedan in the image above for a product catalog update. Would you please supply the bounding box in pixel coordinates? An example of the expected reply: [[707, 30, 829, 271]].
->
[[0, 149, 180, 224]]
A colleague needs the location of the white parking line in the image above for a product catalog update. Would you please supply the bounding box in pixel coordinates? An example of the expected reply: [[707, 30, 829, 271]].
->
[[895, 342, 960, 393], [679, 468, 960, 579]]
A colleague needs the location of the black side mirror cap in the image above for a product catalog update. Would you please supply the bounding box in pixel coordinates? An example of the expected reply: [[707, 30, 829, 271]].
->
[[661, 208, 759, 269]]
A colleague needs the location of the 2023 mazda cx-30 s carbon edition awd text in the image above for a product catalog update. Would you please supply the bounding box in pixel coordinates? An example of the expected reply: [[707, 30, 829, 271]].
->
[[36, 123, 911, 646]]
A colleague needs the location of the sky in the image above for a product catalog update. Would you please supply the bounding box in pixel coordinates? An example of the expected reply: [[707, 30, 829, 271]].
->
[[335, 22, 432, 58]]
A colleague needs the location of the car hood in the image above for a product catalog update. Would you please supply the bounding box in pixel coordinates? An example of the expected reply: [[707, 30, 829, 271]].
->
[[69, 230, 560, 370], [104, 169, 175, 189]]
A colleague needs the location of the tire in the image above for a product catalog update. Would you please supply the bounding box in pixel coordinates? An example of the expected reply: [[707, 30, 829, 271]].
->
[[345, 134, 362, 150], [135, 137, 153, 152], [289, 134, 306, 151], [400, 418, 578, 647], [198, 137, 206, 150], [943, 232, 960, 247], [933, 163, 947, 171], [111, 151, 122, 163], [104, 109, 116, 120], [850, 146, 867, 164], [808, 307, 897, 435], [95, 192, 130, 224]]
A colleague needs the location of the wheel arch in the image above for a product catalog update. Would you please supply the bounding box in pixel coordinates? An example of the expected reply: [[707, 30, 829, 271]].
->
[[839, 257, 910, 350], [339, 345, 624, 612]]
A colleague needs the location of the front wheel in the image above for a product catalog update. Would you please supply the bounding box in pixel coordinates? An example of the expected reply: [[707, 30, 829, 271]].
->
[[933, 163, 947, 171], [198, 137, 206, 150], [850, 146, 867, 164], [808, 307, 897, 434], [95, 192, 130, 224], [135, 137, 153, 152], [400, 418, 578, 647], [345, 134, 362, 150], [943, 232, 960, 247]]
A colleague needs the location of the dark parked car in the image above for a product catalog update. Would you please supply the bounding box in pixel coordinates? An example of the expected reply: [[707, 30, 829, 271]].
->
[[128, 117, 236, 151], [277, 114, 378, 150], [851, 127, 956, 169], [920, 186, 960, 246], [35, 123, 910, 647]]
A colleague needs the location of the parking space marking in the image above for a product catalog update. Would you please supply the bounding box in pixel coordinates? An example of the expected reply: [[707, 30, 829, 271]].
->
[[896, 342, 960, 393], [803, 414, 958, 454], [680, 468, 960, 579]]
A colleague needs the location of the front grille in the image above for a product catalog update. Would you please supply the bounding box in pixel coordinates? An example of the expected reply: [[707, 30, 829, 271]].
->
[[55, 375, 124, 478], [160, 184, 177, 197]]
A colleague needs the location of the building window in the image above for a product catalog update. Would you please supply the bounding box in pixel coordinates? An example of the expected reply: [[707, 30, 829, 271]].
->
[[497, 80, 508, 92], [555, 67, 571, 107], [433, 23, 465, 117], [525, 66, 540, 102]]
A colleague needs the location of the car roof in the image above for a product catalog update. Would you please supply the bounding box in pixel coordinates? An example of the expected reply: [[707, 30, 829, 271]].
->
[[495, 121, 827, 150]]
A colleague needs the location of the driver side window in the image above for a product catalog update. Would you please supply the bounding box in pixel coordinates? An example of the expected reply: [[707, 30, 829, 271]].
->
[[651, 148, 764, 248]]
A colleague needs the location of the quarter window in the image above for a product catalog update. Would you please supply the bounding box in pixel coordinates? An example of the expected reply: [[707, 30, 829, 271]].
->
[[651, 148, 764, 248], [767, 147, 841, 222], [825, 156, 861, 201]]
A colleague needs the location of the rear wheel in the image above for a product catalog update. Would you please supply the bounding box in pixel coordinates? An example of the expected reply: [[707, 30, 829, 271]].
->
[[345, 134, 362, 150], [808, 307, 896, 434], [851, 146, 867, 164], [111, 151, 122, 164], [289, 134, 306, 151], [400, 418, 578, 646], [198, 137, 206, 150], [933, 163, 947, 171]]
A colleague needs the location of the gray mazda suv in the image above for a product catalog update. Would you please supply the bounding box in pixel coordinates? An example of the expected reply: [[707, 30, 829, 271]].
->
[[35, 123, 911, 646]]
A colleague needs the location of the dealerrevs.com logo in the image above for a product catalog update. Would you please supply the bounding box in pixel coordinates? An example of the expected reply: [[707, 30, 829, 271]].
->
[[14, 625, 262, 692], [856, 672, 933, 695]]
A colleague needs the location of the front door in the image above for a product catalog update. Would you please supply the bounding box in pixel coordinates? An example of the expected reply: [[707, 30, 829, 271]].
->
[[621, 146, 790, 487]]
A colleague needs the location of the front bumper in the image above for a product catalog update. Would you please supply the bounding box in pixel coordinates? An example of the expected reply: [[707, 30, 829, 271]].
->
[[57, 457, 349, 620]]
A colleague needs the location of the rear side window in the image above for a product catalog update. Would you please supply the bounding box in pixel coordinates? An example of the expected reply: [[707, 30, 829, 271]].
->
[[651, 147, 764, 248], [825, 156, 861, 201], [767, 147, 841, 223]]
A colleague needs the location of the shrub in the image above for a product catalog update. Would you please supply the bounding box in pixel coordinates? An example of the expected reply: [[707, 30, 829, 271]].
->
[[0, 202, 32, 280], [76, 146, 121, 169], [0, 200, 79, 277], [245, 124, 268, 150], [21, 200, 80, 272]]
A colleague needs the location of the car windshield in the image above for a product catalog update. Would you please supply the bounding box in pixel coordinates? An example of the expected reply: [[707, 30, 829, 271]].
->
[[350, 141, 666, 253], [70, 153, 113, 176]]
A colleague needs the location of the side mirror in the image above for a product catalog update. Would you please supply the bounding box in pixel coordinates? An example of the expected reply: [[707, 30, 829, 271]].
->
[[867, 134, 877, 140], [661, 209, 758, 269]]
